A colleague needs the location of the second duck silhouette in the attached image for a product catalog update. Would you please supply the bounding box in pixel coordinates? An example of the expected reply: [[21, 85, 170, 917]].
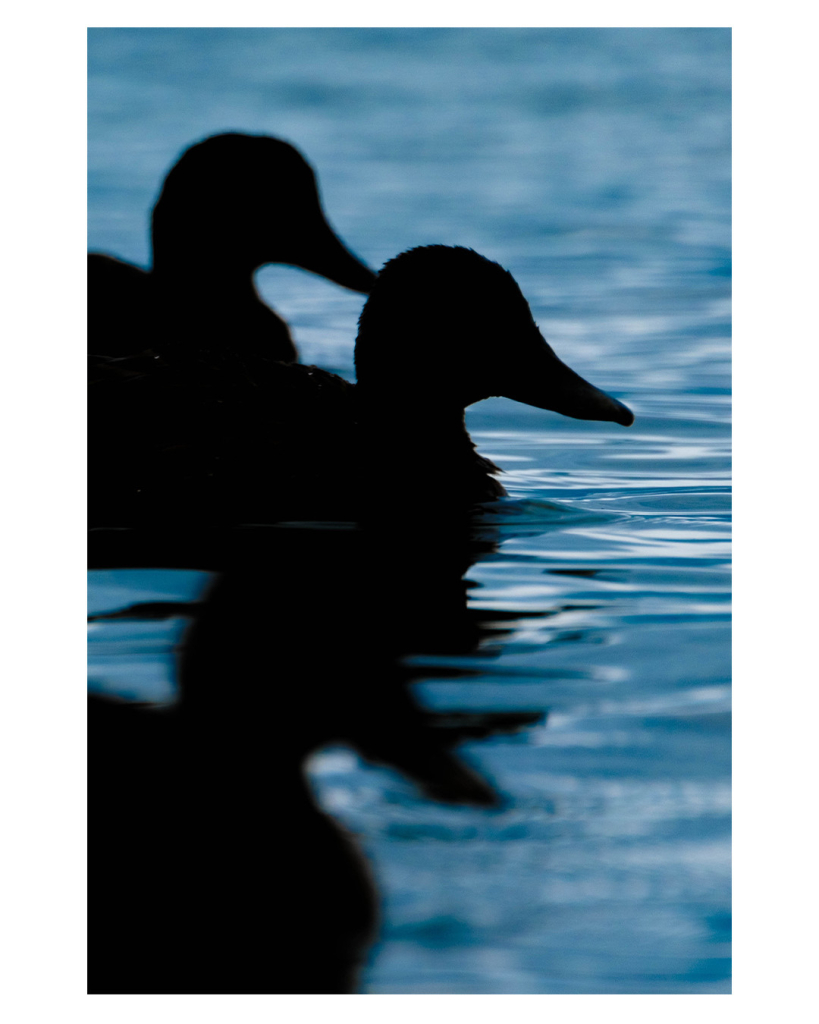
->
[[88, 132, 376, 363], [88, 245, 633, 527]]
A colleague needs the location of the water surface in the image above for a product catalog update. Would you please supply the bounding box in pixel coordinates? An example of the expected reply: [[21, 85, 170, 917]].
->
[[88, 27, 730, 994]]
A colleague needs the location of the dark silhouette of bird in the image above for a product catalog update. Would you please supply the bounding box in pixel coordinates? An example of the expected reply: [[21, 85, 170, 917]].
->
[[88, 245, 633, 528], [88, 132, 376, 364]]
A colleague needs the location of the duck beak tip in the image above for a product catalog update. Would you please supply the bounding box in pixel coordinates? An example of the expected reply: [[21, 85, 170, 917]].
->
[[615, 404, 635, 427]]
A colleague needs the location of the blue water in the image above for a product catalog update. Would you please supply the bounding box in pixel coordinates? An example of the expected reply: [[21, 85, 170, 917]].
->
[[88, 28, 731, 994]]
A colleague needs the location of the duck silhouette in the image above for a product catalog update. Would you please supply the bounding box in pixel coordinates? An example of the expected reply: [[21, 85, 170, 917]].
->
[[88, 245, 633, 528], [88, 132, 376, 363], [87, 524, 544, 994]]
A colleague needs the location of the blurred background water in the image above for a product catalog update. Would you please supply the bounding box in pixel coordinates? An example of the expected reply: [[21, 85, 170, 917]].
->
[[88, 27, 730, 994]]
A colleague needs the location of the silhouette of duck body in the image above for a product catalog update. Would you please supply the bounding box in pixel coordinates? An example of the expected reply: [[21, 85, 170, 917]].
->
[[88, 133, 376, 364], [88, 246, 633, 527]]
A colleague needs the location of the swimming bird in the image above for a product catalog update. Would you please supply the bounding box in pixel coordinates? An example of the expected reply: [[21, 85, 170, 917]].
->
[[88, 132, 376, 363], [88, 245, 633, 527]]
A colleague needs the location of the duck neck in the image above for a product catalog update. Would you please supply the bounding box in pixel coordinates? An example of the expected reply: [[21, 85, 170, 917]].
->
[[152, 246, 260, 302], [356, 389, 485, 491], [358, 390, 471, 445]]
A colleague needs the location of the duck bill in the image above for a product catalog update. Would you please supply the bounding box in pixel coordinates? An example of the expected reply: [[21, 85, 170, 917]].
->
[[290, 218, 377, 294], [502, 339, 634, 426]]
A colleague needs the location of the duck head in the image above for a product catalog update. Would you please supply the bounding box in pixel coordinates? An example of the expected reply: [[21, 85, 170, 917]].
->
[[151, 133, 376, 292], [355, 245, 634, 426]]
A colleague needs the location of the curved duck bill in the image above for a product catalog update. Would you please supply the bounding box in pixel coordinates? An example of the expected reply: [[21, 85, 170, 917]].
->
[[501, 340, 634, 426], [291, 219, 378, 294]]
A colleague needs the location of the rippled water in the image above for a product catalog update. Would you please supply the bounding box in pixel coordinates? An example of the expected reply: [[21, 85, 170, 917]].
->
[[88, 28, 731, 994]]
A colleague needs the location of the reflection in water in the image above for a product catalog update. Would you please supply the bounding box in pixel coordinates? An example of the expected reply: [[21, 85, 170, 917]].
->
[[87, 523, 543, 994]]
